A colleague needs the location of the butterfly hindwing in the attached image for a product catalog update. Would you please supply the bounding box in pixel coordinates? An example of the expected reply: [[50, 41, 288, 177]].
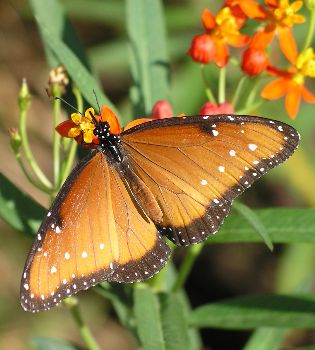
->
[[121, 115, 300, 246], [21, 151, 170, 312]]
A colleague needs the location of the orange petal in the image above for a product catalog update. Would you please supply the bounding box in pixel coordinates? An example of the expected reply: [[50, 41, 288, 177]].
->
[[100, 105, 122, 134], [237, 0, 267, 19], [202, 9, 216, 31], [285, 82, 302, 119], [250, 27, 275, 50], [214, 40, 229, 67], [277, 27, 298, 64], [124, 118, 153, 131], [265, 0, 277, 7], [226, 33, 249, 47], [302, 86, 315, 103], [261, 78, 288, 100], [55, 120, 77, 137]]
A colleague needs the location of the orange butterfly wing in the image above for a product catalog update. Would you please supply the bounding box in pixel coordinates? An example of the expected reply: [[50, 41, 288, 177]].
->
[[21, 151, 170, 312], [121, 115, 299, 246]]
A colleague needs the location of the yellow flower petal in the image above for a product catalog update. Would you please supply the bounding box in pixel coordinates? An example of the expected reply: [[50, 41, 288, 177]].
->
[[85, 107, 95, 121], [83, 129, 94, 143], [68, 127, 81, 138], [71, 113, 82, 124]]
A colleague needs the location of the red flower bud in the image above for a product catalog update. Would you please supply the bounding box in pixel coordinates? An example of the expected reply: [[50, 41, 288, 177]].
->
[[151, 100, 173, 119], [199, 102, 235, 115], [188, 34, 215, 64], [241, 48, 269, 76]]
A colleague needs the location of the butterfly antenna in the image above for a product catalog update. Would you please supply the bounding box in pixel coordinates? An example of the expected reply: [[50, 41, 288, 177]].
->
[[55, 97, 83, 115], [93, 89, 101, 115]]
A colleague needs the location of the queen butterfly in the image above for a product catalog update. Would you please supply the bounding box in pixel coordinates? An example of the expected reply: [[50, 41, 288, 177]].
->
[[20, 105, 299, 312]]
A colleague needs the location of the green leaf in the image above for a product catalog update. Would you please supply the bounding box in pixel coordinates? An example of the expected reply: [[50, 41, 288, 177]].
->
[[233, 202, 273, 251], [208, 208, 315, 244], [31, 337, 80, 350], [242, 327, 289, 350], [34, 18, 121, 120], [30, 0, 89, 68], [159, 293, 190, 350], [0, 173, 45, 236], [134, 287, 165, 350], [190, 294, 315, 329], [126, 0, 169, 115]]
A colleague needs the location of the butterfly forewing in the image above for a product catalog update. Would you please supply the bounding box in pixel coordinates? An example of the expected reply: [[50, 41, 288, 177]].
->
[[121, 115, 300, 246], [21, 151, 170, 312]]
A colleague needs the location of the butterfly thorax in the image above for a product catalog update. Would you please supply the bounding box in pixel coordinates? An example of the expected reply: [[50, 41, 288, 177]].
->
[[93, 121, 123, 162]]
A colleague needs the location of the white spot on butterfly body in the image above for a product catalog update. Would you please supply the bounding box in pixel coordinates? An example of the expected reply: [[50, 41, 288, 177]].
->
[[23, 272, 26, 278], [218, 166, 225, 173], [51, 224, 55, 229], [50, 266, 57, 274], [65, 252, 70, 260], [229, 150, 236, 157], [37, 234, 41, 241], [55, 226, 61, 233], [212, 130, 219, 136], [81, 251, 88, 258], [248, 144, 258, 151], [47, 212, 51, 217], [24, 284, 29, 290], [201, 179, 208, 186]]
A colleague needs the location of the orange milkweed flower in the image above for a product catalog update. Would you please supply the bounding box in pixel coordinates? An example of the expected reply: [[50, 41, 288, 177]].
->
[[199, 102, 235, 115], [242, 48, 269, 76], [56, 106, 122, 148], [261, 48, 315, 119], [249, 0, 305, 64], [188, 7, 249, 67]]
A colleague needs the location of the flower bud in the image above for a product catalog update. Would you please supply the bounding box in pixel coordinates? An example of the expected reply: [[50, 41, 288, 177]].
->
[[305, 0, 315, 11], [199, 102, 234, 115], [47, 65, 69, 96], [151, 101, 173, 119], [18, 78, 31, 111], [241, 48, 269, 76], [188, 34, 215, 64], [9, 128, 22, 153]]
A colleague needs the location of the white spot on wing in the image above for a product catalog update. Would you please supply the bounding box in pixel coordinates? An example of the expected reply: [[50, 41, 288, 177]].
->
[[212, 130, 219, 136], [81, 251, 88, 258], [248, 144, 257, 151], [229, 150, 236, 157], [218, 166, 225, 173], [50, 266, 57, 274], [201, 179, 208, 186], [65, 252, 70, 260]]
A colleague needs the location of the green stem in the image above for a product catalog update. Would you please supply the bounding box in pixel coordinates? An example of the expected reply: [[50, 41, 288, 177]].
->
[[172, 243, 204, 292], [241, 77, 261, 113], [14, 152, 52, 194], [59, 86, 83, 186], [200, 65, 216, 103], [237, 100, 264, 115], [65, 298, 102, 350], [302, 8, 315, 51], [232, 75, 247, 110], [19, 105, 53, 190], [52, 85, 61, 190], [218, 67, 226, 104]]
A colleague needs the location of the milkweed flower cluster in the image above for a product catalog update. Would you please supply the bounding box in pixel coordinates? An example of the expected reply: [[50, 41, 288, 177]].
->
[[188, 0, 315, 119]]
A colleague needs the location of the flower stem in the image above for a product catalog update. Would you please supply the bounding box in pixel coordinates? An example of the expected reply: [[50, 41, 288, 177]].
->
[[18, 84, 52, 191], [218, 67, 226, 104], [302, 8, 315, 51], [200, 65, 217, 103], [64, 298, 102, 350], [52, 84, 61, 191], [172, 243, 204, 292], [232, 75, 247, 110], [59, 86, 83, 186]]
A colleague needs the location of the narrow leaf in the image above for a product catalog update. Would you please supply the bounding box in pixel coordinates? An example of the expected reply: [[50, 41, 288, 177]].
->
[[30, 0, 89, 68], [126, 0, 169, 115], [34, 18, 120, 120], [134, 287, 165, 350], [31, 337, 80, 350], [242, 327, 289, 350], [159, 293, 190, 350], [233, 201, 273, 251], [208, 208, 315, 244], [0, 173, 45, 236], [190, 294, 315, 330]]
